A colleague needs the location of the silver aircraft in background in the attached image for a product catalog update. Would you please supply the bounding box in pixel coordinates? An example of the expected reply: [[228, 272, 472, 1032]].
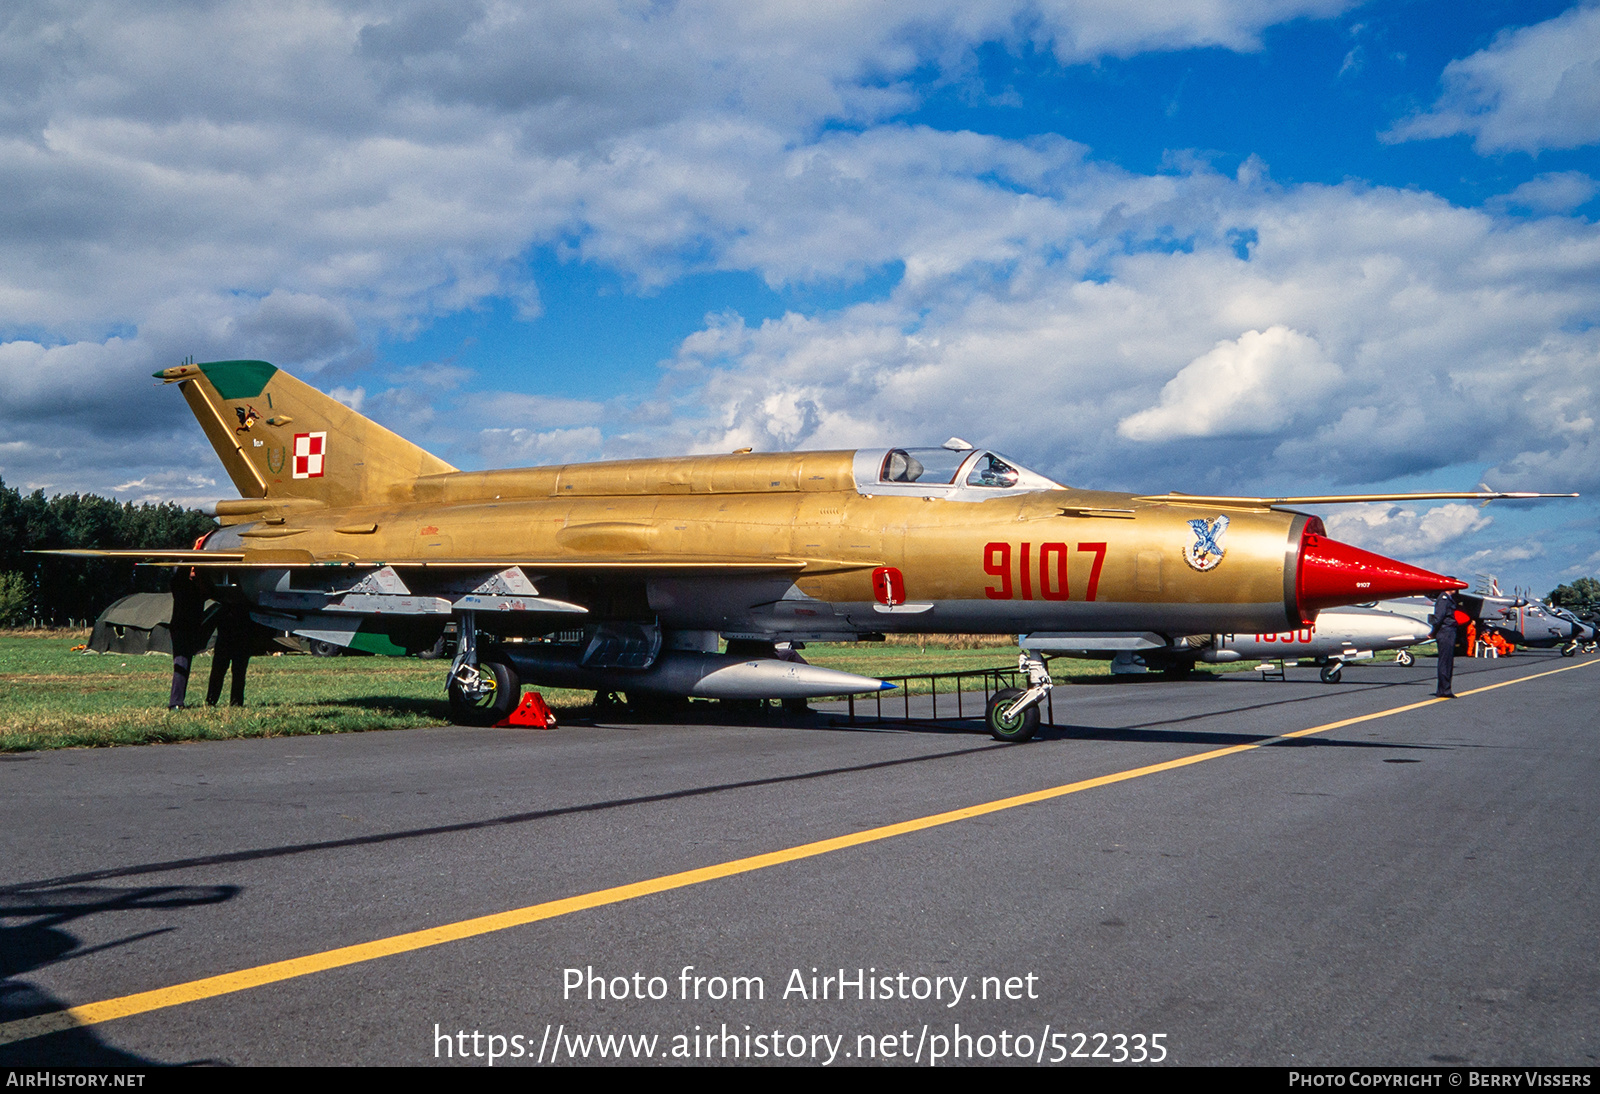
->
[[1024, 603, 1432, 684]]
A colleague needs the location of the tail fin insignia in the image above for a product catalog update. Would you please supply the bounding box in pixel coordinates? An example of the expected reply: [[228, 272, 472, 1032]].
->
[[293, 432, 327, 479]]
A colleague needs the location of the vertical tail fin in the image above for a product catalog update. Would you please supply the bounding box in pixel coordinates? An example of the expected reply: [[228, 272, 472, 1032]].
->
[[156, 360, 455, 507]]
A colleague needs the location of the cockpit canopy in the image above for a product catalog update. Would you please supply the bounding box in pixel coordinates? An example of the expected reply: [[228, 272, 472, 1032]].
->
[[852, 446, 1062, 499]]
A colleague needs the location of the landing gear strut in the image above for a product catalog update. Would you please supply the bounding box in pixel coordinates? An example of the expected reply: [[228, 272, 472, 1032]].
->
[[1319, 660, 1344, 684], [985, 652, 1052, 743], [446, 610, 520, 725], [1395, 649, 1415, 667]]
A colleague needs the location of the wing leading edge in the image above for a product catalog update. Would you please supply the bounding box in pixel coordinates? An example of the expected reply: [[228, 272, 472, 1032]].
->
[[1136, 490, 1579, 509], [32, 548, 875, 574]]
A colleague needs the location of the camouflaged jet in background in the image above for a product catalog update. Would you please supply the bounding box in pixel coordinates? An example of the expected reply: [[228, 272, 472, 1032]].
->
[[51, 360, 1576, 740]]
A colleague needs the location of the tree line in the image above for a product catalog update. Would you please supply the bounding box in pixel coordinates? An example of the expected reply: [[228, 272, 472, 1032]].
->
[[1547, 577, 1600, 618], [0, 477, 216, 626]]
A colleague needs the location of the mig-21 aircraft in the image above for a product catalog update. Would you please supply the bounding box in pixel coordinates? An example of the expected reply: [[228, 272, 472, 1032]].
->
[[48, 360, 1577, 741]]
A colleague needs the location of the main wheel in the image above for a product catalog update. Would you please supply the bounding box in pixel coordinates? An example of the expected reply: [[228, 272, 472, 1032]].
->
[[309, 639, 343, 657], [986, 687, 1040, 743], [448, 659, 519, 726], [1320, 662, 1343, 684], [1395, 649, 1414, 667]]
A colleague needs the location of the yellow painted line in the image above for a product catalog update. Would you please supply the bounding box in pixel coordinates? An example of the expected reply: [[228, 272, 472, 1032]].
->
[[4, 655, 1594, 1047]]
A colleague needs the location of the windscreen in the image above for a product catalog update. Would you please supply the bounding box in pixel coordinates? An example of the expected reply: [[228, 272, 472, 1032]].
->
[[964, 453, 1020, 488]]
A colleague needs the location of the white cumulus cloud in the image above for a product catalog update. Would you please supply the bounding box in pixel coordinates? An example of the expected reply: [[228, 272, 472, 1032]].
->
[[1116, 326, 1341, 440], [1386, 3, 1600, 154], [1494, 172, 1600, 215], [1322, 503, 1492, 559]]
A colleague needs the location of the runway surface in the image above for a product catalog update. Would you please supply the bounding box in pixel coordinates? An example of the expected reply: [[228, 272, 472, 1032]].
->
[[2, 651, 1596, 1067]]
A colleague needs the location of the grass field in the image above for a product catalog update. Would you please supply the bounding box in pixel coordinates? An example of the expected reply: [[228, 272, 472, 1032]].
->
[[0, 629, 1345, 752], [0, 631, 1038, 751], [0, 630, 509, 752]]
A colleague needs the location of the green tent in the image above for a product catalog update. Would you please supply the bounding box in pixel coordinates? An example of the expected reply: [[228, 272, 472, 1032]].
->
[[88, 593, 216, 655]]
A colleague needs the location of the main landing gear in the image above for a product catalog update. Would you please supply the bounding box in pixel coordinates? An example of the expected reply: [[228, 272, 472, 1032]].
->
[[1395, 649, 1415, 667], [446, 610, 521, 726], [985, 652, 1053, 743]]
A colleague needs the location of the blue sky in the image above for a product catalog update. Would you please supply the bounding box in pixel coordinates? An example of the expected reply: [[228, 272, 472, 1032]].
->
[[1, 0, 1597, 593], [380, 0, 1598, 401]]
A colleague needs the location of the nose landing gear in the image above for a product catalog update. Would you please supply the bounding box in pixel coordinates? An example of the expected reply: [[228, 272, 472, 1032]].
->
[[985, 652, 1053, 742]]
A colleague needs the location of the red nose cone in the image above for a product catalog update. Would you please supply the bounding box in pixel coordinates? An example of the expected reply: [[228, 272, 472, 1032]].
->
[[1298, 530, 1466, 620]]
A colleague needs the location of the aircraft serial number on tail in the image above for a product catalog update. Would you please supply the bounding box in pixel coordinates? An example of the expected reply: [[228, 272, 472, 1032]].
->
[[983, 541, 1108, 602]]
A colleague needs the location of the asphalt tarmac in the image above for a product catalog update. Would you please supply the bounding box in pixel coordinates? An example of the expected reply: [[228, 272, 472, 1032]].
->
[[2, 651, 1596, 1067]]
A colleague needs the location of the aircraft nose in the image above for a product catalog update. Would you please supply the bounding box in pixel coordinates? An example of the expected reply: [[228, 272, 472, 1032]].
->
[[1297, 530, 1466, 618]]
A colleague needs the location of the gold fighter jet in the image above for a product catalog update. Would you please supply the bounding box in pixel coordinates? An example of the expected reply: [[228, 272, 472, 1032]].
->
[[50, 360, 1575, 740]]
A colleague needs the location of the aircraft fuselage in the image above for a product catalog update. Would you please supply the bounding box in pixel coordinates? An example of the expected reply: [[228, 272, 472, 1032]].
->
[[204, 448, 1315, 644]]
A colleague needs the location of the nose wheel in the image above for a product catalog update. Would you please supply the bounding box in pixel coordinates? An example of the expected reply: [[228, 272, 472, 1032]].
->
[[986, 688, 1041, 742], [1319, 661, 1344, 684], [1395, 649, 1415, 667], [985, 652, 1053, 742]]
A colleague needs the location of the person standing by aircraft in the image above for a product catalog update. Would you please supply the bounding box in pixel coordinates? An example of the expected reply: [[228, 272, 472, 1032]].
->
[[1429, 588, 1466, 698], [206, 601, 254, 707], [166, 568, 211, 710]]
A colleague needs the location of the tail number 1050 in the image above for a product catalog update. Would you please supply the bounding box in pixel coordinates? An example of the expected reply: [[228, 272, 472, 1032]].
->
[[984, 541, 1107, 601]]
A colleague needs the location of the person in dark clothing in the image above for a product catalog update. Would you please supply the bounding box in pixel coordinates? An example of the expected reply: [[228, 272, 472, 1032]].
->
[[206, 602, 255, 707], [167, 569, 210, 710], [1429, 588, 1465, 698]]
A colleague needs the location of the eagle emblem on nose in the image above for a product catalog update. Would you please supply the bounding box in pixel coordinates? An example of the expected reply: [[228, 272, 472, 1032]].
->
[[1184, 515, 1229, 571]]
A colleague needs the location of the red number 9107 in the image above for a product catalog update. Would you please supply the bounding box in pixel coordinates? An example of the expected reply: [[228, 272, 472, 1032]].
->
[[984, 541, 1106, 601]]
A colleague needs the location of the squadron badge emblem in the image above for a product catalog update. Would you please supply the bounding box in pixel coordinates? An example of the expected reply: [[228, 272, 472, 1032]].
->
[[1184, 515, 1229, 572]]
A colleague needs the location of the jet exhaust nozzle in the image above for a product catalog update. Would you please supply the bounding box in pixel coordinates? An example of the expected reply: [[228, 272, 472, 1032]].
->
[[1297, 530, 1466, 620]]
